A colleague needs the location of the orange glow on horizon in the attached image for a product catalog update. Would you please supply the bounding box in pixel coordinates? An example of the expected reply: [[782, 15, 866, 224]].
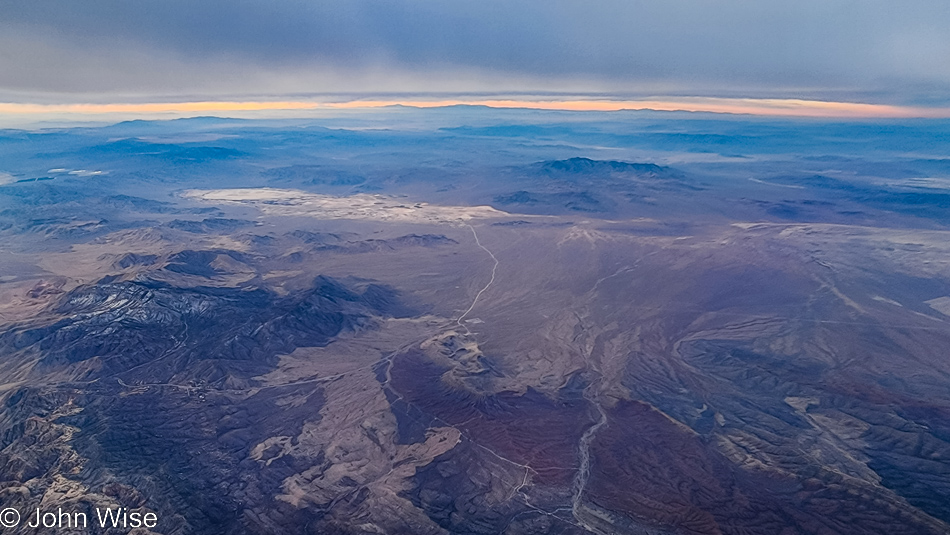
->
[[325, 98, 950, 118], [1, 97, 948, 119]]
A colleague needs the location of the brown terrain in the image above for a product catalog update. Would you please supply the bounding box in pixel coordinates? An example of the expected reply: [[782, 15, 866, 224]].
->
[[1, 113, 949, 535], [2, 190, 950, 534]]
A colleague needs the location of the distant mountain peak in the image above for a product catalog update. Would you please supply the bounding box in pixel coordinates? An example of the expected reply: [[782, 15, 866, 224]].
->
[[540, 157, 667, 175]]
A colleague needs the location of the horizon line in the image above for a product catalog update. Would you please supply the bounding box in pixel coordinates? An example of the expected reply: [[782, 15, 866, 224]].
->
[[1, 97, 950, 119]]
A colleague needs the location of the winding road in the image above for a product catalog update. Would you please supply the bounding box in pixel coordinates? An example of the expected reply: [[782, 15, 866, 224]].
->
[[456, 224, 499, 330]]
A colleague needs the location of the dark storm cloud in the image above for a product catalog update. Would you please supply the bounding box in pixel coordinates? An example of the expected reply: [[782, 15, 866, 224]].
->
[[1, 0, 949, 103]]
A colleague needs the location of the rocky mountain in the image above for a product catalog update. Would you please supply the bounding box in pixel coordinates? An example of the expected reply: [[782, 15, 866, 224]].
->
[[2, 111, 950, 534]]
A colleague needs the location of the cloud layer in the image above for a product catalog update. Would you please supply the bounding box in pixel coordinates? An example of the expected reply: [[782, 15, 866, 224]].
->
[[2, 1, 949, 104]]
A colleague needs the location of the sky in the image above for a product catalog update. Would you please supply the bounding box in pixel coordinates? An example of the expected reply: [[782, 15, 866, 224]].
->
[[1, 1, 950, 117]]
